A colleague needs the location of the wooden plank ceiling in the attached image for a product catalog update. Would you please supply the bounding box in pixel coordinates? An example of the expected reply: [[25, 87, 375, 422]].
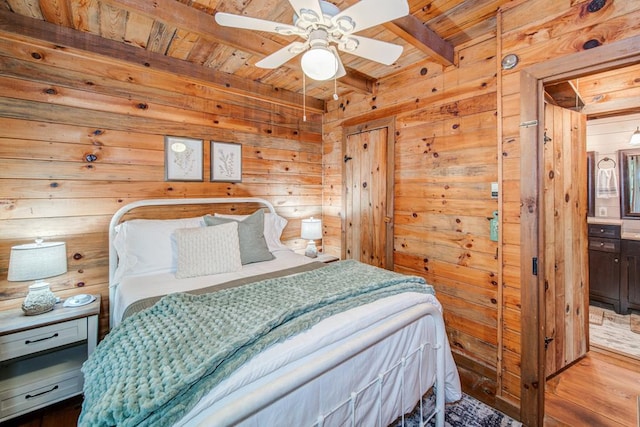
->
[[2, 0, 514, 102], [545, 63, 640, 120]]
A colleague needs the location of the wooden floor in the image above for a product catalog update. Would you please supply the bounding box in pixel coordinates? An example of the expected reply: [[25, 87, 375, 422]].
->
[[545, 348, 640, 426], [3, 349, 638, 426]]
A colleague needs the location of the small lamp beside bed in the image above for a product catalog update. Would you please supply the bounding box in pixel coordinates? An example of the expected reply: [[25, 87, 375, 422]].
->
[[7, 239, 67, 315], [301, 217, 322, 258]]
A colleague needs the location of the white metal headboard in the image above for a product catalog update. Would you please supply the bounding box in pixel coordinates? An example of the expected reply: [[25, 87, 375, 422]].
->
[[107, 197, 277, 328]]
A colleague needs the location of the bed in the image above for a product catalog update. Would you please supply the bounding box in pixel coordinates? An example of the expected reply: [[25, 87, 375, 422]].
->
[[81, 197, 461, 426]]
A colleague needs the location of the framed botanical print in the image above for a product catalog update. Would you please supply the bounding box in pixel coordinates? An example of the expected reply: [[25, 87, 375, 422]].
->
[[164, 136, 203, 181], [211, 141, 242, 182]]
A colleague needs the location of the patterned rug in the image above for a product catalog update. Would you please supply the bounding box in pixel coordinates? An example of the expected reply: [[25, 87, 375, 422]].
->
[[589, 306, 640, 359], [392, 392, 522, 427]]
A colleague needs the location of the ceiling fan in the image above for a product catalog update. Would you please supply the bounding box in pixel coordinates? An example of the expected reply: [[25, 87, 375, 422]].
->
[[215, 0, 409, 81]]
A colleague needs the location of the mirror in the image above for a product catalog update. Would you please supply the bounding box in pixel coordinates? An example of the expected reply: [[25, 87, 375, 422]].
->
[[619, 148, 640, 219], [587, 151, 595, 217]]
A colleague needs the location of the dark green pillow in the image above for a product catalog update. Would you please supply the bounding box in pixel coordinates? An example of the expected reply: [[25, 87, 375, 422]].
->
[[203, 209, 274, 265]]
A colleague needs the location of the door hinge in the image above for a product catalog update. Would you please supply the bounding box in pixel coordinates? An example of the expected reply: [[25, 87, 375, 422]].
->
[[520, 120, 538, 128], [532, 257, 538, 276]]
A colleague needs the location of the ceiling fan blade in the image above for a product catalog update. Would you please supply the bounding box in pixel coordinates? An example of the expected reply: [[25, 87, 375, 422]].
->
[[288, 0, 326, 25], [255, 41, 308, 69], [329, 46, 346, 78], [339, 36, 403, 65], [215, 12, 300, 36], [331, 0, 409, 33]]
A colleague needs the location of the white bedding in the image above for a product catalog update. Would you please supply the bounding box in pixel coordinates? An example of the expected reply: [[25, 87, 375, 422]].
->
[[177, 291, 461, 426], [112, 249, 315, 327], [111, 249, 461, 426]]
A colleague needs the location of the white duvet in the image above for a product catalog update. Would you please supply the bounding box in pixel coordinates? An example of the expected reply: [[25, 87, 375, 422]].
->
[[112, 249, 315, 327], [111, 250, 462, 426]]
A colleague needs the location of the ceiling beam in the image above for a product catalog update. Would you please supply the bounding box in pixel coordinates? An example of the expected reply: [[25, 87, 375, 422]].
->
[[582, 98, 640, 119], [335, 0, 455, 67], [0, 9, 325, 112], [104, 0, 375, 94], [386, 15, 455, 67]]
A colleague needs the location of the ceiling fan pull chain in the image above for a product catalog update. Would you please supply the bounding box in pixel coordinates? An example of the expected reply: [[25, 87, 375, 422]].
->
[[303, 72, 307, 122]]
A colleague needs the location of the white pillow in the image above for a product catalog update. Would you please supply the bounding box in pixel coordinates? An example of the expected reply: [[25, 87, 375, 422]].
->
[[174, 222, 242, 279], [214, 211, 288, 251], [113, 216, 204, 282]]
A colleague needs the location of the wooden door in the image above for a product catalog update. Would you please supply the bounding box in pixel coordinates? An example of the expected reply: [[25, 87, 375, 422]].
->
[[543, 103, 588, 377], [343, 119, 394, 269]]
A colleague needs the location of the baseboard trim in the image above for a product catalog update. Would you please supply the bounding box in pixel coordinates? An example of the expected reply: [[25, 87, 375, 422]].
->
[[451, 352, 521, 422]]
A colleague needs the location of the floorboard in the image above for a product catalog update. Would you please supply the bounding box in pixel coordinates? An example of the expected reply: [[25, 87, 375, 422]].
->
[[545, 348, 640, 426]]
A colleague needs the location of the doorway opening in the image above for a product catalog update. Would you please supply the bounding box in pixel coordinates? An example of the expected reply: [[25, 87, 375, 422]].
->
[[518, 34, 640, 426], [544, 72, 640, 362]]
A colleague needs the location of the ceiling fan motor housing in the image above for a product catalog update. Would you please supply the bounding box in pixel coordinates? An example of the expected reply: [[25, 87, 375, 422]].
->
[[294, 1, 340, 29], [216, 0, 409, 78]]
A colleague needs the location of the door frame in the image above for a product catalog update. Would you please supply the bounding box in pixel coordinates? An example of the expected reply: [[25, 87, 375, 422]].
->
[[519, 35, 640, 426], [342, 117, 395, 269]]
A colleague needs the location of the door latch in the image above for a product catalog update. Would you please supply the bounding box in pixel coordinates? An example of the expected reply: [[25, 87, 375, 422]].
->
[[544, 336, 554, 350]]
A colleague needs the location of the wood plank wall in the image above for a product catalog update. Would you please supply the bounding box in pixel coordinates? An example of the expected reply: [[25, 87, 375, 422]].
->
[[325, 0, 640, 420], [498, 0, 640, 422], [324, 35, 506, 411], [0, 15, 323, 338]]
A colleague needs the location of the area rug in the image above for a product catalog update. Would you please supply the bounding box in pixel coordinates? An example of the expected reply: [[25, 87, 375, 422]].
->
[[589, 306, 604, 325], [392, 392, 522, 427], [590, 307, 640, 358]]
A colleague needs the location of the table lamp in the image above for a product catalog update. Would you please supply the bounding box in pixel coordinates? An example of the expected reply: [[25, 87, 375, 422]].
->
[[301, 217, 322, 258], [8, 239, 67, 315]]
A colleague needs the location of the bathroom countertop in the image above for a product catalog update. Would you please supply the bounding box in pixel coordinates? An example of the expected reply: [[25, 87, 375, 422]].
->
[[587, 217, 622, 225]]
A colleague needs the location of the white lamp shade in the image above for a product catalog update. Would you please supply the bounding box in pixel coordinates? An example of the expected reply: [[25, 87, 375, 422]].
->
[[301, 217, 322, 240], [301, 47, 338, 81], [8, 241, 67, 282], [630, 127, 640, 146]]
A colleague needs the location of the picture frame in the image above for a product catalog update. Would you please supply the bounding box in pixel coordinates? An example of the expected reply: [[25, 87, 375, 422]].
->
[[211, 141, 242, 182], [164, 136, 203, 181]]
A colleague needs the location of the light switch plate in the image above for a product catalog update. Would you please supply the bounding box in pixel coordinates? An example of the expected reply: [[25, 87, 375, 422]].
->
[[491, 182, 498, 199]]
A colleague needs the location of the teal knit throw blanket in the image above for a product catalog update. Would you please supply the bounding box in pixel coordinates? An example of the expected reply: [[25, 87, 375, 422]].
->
[[80, 260, 434, 426]]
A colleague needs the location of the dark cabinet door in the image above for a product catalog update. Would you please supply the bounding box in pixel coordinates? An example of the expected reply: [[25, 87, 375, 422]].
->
[[589, 250, 621, 309], [622, 240, 640, 313]]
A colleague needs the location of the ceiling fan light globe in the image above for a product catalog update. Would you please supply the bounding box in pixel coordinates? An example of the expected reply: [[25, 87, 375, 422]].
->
[[301, 47, 338, 81]]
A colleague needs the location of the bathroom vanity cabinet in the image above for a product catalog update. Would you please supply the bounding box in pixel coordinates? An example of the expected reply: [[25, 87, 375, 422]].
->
[[588, 224, 621, 313]]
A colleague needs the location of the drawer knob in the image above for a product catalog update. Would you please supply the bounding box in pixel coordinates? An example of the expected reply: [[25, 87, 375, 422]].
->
[[600, 229, 605, 233], [615, 258, 619, 263], [25, 385, 59, 399], [25, 333, 59, 345], [600, 242, 605, 247]]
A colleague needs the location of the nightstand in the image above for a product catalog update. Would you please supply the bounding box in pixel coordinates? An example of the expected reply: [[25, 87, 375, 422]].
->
[[315, 253, 340, 263], [0, 295, 100, 422]]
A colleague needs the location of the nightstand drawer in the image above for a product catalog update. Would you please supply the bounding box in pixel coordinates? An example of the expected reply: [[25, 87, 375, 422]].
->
[[0, 318, 87, 362], [0, 345, 84, 420]]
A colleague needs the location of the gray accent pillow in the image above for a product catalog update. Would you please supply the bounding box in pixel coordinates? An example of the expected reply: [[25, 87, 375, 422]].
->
[[204, 209, 275, 265]]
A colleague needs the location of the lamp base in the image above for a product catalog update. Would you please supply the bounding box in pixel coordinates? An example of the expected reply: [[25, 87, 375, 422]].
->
[[22, 281, 57, 316], [304, 241, 318, 258]]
